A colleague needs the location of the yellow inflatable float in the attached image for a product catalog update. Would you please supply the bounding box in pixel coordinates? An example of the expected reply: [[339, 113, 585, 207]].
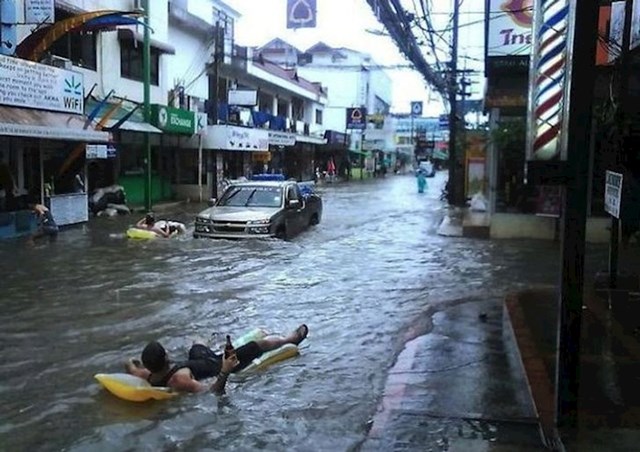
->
[[125, 228, 159, 239], [95, 328, 299, 402], [126, 221, 186, 240]]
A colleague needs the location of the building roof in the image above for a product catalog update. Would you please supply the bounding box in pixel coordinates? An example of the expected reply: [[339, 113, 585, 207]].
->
[[257, 38, 302, 55], [253, 53, 326, 96]]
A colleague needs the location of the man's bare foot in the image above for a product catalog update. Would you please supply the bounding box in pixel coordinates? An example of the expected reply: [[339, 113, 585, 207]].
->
[[292, 324, 309, 345]]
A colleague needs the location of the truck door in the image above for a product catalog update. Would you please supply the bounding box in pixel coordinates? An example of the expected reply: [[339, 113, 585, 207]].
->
[[285, 184, 305, 235]]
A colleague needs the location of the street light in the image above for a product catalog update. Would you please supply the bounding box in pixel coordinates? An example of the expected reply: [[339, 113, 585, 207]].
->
[[143, 0, 152, 211]]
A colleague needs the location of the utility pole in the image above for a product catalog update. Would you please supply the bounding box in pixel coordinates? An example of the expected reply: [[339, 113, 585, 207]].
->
[[555, 0, 599, 428], [609, 0, 634, 289], [142, 0, 152, 212], [410, 111, 414, 164], [447, 0, 461, 205], [211, 21, 223, 125]]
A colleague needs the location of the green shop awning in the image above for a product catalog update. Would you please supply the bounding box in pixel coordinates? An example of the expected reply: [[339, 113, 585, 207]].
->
[[349, 149, 369, 156]]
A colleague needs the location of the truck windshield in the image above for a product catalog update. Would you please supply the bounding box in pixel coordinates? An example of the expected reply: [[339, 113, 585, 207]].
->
[[218, 186, 282, 208]]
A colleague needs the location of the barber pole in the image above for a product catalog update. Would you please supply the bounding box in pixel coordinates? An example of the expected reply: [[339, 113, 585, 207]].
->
[[528, 0, 569, 160]]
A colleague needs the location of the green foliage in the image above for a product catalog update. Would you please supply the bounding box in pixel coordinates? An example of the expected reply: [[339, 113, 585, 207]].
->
[[490, 118, 527, 150]]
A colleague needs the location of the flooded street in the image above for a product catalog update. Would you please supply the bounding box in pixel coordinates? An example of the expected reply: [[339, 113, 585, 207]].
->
[[1, 172, 575, 451]]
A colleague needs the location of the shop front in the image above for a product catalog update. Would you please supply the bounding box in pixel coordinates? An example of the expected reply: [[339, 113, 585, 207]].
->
[[87, 97, 164, 207], [0, 55, 110, 237], [148, 104, 199, 203], [267, 131, 296, 175], [184, 125, 269, 198], [287, 135, 326, 182], [317, 130, 349, 181]]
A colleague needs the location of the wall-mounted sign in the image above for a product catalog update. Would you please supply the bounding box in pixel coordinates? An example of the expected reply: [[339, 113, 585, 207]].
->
[[86, 144, 116, 159], [150, 104, 195, 135], [25, 0, 55, 24], [0, 54, 83, 114], [228, 90, 257, 106], [268, 131, 296, 146], [287, 0, 317, 29], [486, 0, 533, 57], [605, 170, 623, 218], [202, 125, 269, 151], [346, 107, 367, 130]]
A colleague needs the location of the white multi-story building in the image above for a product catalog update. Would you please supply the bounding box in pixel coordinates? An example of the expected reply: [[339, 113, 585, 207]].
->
[[257, 39, 393, 154]]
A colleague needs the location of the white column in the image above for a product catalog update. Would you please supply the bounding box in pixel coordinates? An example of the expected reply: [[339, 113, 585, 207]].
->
[[488, 108, 500, 215], [272, 96, 278, 116]]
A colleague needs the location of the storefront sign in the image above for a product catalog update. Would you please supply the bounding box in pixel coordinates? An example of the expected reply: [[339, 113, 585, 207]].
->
[[486, 0, 533, 57], [0, 54, 84, 114], [605, 170, 623, 218], [346, 107, 367, 130], [86, 144, 116, 159], [25, 0, 55, 24], [203, 125, 269, 151], [268, 131, 296, 146], [0, 121, 108, 141], [150, 104, 195, 135], [228, 89, 257, 106], [325, 130, 347, 145]]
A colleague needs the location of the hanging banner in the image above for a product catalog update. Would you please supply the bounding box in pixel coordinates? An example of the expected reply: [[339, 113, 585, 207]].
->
[[286, 0, 317, 29]]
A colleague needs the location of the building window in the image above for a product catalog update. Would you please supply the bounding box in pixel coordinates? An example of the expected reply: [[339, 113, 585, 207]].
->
[[120, 40, 160, 86], [315, 109, 323, 125], [292, 98, 304, 121], [49, 10, 97, 69]]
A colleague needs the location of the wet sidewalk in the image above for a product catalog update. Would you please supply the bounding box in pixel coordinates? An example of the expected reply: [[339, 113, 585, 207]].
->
[[507, 285, 640, 451], [362, 296, 546, 451]]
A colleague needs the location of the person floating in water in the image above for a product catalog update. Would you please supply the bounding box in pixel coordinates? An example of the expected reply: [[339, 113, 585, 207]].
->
[[124, 324, 309, 395], [135, 212, 171, 238]]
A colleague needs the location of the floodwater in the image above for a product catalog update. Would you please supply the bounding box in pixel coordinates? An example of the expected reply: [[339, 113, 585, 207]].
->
[[0, 172, 590, 451]]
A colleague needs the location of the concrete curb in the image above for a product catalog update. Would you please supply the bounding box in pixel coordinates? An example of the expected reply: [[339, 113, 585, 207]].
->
[[504, 289, 565, 451]]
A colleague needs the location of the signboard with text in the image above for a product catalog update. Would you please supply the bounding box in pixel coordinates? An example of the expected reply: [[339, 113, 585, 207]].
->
[[346, 107, 367, 130], [150, 104, 195, 135], [487, 0, 533, 57], [86, 144, 116, 159], [605, 170, 623, 218], [25, 0, 55, 24], [228, 89, 257, 106], [0, 54, 84, 114], [268, 131, 296, 146]]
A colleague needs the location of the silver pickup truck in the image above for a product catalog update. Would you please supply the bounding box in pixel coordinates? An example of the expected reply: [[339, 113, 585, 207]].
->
[[193, 179, 322, 239]]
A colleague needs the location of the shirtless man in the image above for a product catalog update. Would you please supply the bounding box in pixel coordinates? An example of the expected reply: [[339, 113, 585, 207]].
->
[[135, 213, 171, 238], [125, 324, 308, 395]]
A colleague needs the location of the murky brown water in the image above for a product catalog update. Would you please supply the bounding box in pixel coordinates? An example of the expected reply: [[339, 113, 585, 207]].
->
[[1, 172, 604, 451]]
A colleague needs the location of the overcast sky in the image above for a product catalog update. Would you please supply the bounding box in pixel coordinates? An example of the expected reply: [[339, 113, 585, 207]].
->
[[224, 0, 485, 117]]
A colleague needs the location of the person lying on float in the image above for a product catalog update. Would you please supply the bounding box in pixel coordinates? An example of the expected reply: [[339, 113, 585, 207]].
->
[[124, 324, 308, 395], [135, 213, 171, 238]]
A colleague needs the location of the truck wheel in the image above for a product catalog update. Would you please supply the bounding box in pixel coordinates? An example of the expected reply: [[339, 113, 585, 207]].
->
[[309, 214, 319, 226], [275, 226, 287, 239]]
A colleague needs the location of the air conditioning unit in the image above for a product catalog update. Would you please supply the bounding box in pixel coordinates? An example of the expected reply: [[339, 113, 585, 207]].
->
[[45, 55, 73, 70]]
